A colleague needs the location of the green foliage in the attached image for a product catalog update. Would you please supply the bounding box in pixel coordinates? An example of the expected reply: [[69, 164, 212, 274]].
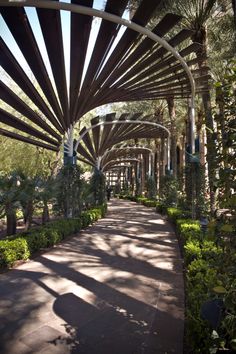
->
[[176, 219, 201, 241], [186, 258, 220, 353], [0, 172, 22, 235], [156, 202, 167, 214], [173, 208, 236, 353], [146, 176, 157, 199], [214, 60, 236, 227], [90, 169, 106, 205], [0, 238, 30, 267], [143, 199, 157, 208], [0, 204, 106, 269], [136, 196, 148, 204], [0, 136, 59, 178], [54, 164, 82, 217], [159, 175, 179, 207], [184, 240, 222, 266], [167, 208, 183, 222]]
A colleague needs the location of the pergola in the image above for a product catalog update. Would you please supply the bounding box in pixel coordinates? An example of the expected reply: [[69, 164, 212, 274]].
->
[[73, 113, 170, 168], [0, 0, 210, 164]]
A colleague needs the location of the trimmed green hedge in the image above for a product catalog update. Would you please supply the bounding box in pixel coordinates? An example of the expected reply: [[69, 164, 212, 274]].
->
[[156, 202, 167, 214], [165, 208, 236, 353], [143, 200, 157, 207], [117, 194, 157, 208], [0, 204, 107, 269], [166, 207, 192, 223]]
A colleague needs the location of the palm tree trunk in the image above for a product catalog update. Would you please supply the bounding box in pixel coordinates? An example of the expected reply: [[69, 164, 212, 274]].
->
[[167, 97, 177, 177], [6, 204, 16, 236], [193, 27, 217, 215], [42, 201, 50, 224], [232, 0, 236, 27]]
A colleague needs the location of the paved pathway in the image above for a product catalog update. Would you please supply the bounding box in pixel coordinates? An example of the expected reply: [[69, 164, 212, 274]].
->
[[0, 199, 184, 354]]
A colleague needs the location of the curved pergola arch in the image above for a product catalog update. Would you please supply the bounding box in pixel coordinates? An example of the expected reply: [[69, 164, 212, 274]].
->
[[101, 145, 152, 162], [0, 0, 210, 156], [74, 113, 171, 170], [103, 158, 140, 172]]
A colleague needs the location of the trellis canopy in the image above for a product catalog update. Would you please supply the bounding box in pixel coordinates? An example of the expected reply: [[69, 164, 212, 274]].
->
[[74, 113, 169, 169], [0, 0, 210, 152]]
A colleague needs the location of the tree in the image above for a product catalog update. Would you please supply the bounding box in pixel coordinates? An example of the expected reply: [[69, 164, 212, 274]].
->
[[163, 0, 235, 215], [215, 60, 236, 222], [90, 168, 106, 205], [54, 164, 82, 218], [167, 97, 177, 177], [0, 172, 21, 236], [19, 174, 39, 230]]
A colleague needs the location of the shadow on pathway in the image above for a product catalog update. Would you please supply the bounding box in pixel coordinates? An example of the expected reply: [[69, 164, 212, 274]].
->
[[0, 199, 184, 354]]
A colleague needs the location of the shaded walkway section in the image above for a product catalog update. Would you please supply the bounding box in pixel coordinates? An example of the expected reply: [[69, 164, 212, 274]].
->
[[0, 199, 184, 354]]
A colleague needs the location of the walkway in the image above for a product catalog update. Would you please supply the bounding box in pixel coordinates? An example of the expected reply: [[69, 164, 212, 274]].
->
[[0, 199, 185, 354]]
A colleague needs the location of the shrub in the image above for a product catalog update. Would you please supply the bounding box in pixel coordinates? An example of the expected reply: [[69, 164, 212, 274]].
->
[[156, 202, 167, 214], [166, 207, 183, 223], [0, 204, 106, 268], [184, 240, 223, 266], [184, 240, 202, 265], [186, 258, 220, 353], [176, 219, 201, 242], [143, 199, 157, 207], [0, 238, 30, 267], [136, 196, 148, 204]]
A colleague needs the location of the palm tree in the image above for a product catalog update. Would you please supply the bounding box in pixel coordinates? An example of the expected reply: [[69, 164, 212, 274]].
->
[[0, 172, 21, 236], [162, 0, 232, 214], [167, 97, 177, 178]]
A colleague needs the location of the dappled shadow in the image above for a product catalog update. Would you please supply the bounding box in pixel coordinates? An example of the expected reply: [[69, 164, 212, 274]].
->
[[0, 199, 184, 354]]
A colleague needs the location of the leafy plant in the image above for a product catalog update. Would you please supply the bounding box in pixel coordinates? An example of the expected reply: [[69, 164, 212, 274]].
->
[[90, 168, 106, 206], [159, 175, 179, 207], [0, 204, 106, 269]]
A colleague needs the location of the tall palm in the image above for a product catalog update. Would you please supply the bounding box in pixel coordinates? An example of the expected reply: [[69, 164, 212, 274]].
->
[[167, 97, 177, 178], [163, 0, 231, 214]]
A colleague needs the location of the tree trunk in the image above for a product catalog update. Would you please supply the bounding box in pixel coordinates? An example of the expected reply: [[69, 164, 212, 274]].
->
[[24, 200, 34, 231], [6, 204, 17, 236], [42, 201, 50, 224], [232, 0, 236, 27], [167, 97, 177, 178], [193, 27, 217, 215]]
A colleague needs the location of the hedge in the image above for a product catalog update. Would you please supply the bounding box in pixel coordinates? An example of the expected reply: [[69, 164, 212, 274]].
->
[[0, 204, 107, 269], [164, 207, 236, 353], [117, 194, 158, 208]]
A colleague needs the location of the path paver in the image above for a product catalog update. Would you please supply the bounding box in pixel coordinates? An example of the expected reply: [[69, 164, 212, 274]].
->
[[0, 199, 184, 354]]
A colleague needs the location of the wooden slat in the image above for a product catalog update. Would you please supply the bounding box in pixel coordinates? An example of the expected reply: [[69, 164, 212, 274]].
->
[[0, 127, 59, 151], [0, 80, 61, 142], [0, 39, 64, 134], [70, 0, 94, 120], [79, 127, 96, 159], [0, 7, 64, 127], [99, 13, 182, 92], [76, 0, 163, 118], [0, 108, 60, 146], [37, 5, 69, 127]]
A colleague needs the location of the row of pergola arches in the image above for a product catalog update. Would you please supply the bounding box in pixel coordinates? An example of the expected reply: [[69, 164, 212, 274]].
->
[[0, 0, 210, 194]]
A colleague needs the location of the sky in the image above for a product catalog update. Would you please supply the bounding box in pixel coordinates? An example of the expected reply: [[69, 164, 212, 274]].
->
[[0, 0, 129, 96]]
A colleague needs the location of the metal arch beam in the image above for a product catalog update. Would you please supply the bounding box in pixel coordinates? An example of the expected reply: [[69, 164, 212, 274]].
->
[[74, 120, 170, 151], [100, 146, 153, 168], [103, 158, 140, 172], [2, 0, 196, 154], [101, 145, 153, 160], [75, 119, 171, 170]]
